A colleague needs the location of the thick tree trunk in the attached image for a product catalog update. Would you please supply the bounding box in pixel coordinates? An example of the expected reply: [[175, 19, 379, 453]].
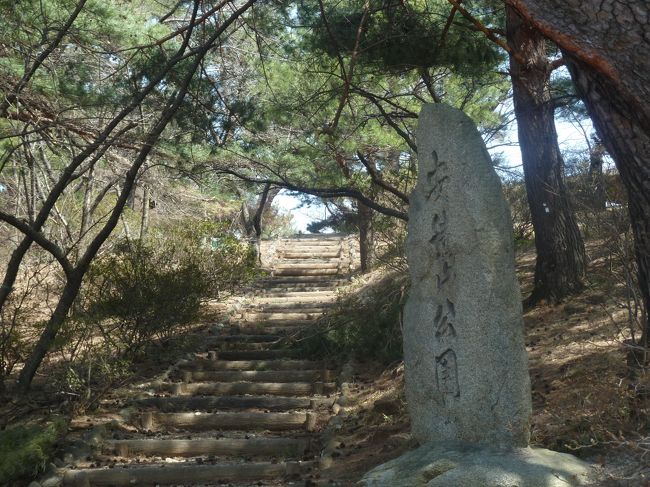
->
[[506, 6, 586, 303], [568, 61, 650, 366], [358, 202, 374, 273], [506, 0, 649, 363]]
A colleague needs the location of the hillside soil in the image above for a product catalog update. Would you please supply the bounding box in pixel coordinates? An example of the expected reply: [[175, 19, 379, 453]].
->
[[316, 242, 650, 486]]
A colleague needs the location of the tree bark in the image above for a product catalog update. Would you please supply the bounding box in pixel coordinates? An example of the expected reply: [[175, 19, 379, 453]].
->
[[140, 184, 151, 240], [588, 138, 607, 211], [17, 274, 83, 391], [506, 0, 649, 362], [506, 6, 586, 304], [358, 202, 374, 273]]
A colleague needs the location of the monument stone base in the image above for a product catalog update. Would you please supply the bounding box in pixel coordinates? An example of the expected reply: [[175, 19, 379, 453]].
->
[[359, 442, 597, 487]]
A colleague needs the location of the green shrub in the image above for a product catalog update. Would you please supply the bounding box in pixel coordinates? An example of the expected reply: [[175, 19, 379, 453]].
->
[[0, 418, 66, 484], [299, 271, 408, 363], [78, 221, 258, 353]]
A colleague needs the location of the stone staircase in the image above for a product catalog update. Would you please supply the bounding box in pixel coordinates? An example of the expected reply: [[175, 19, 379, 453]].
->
[[57, 235, 355, 486]]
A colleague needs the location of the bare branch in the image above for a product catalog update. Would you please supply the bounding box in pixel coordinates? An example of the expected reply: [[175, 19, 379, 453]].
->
[[356, 151, 410, 204], [0, 211, 73, 276]]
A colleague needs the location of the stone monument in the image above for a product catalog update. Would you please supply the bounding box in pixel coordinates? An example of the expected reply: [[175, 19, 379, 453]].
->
[[360, 104, 596, 486], [404, 103, 531, 447]]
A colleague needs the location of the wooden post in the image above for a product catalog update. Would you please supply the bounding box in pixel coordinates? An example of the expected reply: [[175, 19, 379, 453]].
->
[[322, 368, 332, 382], [140, 412, 154, 431], [305, 412, 317, 432], [116, 442, 129, 457]]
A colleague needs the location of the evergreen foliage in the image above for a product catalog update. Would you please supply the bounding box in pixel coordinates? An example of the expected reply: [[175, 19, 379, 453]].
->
[[0, 418, 66, 483]]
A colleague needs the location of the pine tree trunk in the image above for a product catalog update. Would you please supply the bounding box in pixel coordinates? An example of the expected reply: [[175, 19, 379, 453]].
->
[[506, 6, 586, 303], [506, 0, 649, 363], [588, 141, 607, 211], [568, 61, 650, 365]]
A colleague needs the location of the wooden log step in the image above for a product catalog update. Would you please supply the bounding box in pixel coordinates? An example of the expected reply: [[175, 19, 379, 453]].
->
[[260, 284, 340, 292], [280, 254, 341, 260], [274, 263, 339, 270], [273, 268, 340, 276], [208, 341, 279, 351], [241, 311, 326, 321], [259, 287, 340, 295], [62, 461, 314, 486], [247, 319, 318, 328], [279, 243, 341, 250], [179, 369, 327, 383], [209, 334, 282, 343], [181, 358, 322, 371], [216, 349, 298, 360], [259, 280, 342, 288], [255, 302, 336, 311], [260, 275, 345, 284], [159, 381, 336, 396], [255, 294, 337, 303], [134, 395, 313, 412], [135, 411, 310, 431], [103, 437, 309, 458], [263, 326, 317, 335]]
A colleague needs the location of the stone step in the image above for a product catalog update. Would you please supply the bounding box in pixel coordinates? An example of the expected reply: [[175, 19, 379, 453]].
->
[[158, 381, 335, 396], [62, 461, 314, 486], [103, 437, 310, 458], [134, 411, 313, 432], [178, 369, 331, 383], [133, 395, 317, 412], [181, 358, 322, 371]]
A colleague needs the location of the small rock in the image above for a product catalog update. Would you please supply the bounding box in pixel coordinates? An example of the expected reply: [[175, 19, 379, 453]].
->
[[27, 481, 42, 487], [41, 476, 63, 487], [386, 433, 412, 450]]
